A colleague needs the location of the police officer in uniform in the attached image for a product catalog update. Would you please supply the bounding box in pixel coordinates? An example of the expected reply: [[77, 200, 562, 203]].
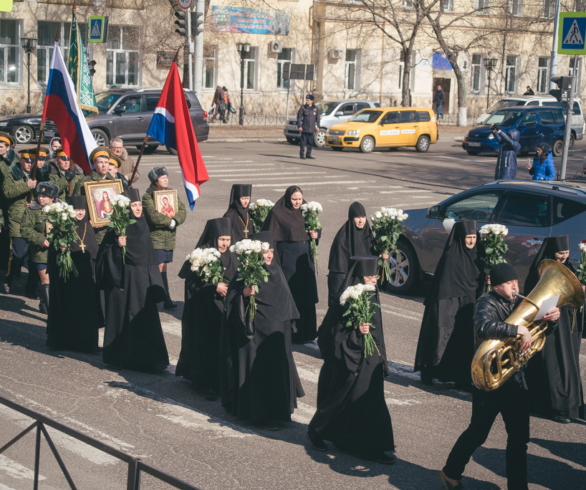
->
[[297, 94, 320, 160]]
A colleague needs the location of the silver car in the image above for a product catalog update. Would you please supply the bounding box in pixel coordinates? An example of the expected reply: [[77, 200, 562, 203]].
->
[[389, 180, 586, 294], [284, 99, 380, 148]]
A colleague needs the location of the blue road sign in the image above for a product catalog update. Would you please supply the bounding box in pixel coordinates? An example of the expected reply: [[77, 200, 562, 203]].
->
[[559, 13, 586, 55], [89, 16, 108, 43]]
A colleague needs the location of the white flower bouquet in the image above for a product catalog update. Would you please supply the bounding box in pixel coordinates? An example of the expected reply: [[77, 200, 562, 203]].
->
[[186, 247, 224, 284], [300, 201, 323, 270], [229, 239, 271, 320], [575, 241, 586, 287], [249, 198, 274, 232], [340, 283, 380, 357], [107, 194, 136, 263], [370, 207, 409, 283], [43, 202, 79, 280]]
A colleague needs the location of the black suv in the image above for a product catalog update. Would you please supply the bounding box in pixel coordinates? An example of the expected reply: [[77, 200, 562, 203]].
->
[[44, 88, 209, 153]]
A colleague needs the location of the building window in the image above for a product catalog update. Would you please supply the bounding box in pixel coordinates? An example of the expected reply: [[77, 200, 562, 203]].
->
[[345, 49, 358, 90], [471, 54, 482, 92], [542, 0, 555, 19], [505, 55, 517, 93], [0, 19, 19, 84], [537, 57, 548, 93], [240, 47, 257, 90], [277, 48, 293, 89], [107, 26, 140, 87], [38, 22, 88, 85], [203, 45, 216, 89], [476, 0, 490, 13], [569, 57, 579, 76], [442, 0, 454, 11], [510, 0, 523, 16], [403, 0, 414, 8]]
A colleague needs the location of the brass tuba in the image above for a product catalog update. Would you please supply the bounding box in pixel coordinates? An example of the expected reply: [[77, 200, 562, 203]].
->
[[471, 259, 585, 391]]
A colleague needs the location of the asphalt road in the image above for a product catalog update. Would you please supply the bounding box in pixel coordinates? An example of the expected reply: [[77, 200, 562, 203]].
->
[[0, 137, 585, 490]]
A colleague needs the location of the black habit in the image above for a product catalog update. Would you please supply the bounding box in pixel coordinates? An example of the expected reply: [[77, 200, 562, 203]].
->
[[96, 189, 169, 372], [328, 202, 375, 306], [309, 256, 394, 455], [414, 220, 484, 384], [261, 186, 320, 343], [176, 217, 237, 395], [46, 196, 101, 352], [525, 235, 585, 420], [220, 231, 305, 423], [223, 184, 253, 241]]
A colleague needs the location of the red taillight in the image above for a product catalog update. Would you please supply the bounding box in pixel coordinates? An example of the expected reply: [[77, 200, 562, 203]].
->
[[203, 111, 208, 122]]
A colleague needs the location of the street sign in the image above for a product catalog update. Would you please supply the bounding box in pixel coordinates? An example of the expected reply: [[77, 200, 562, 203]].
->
[[558, 12, 586, 55], [178, 0, 193, 10], [88, 16, 109, 43], [0, 0, 13, 13]]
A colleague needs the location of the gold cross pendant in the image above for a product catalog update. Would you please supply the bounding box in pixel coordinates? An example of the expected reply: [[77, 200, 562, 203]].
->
[[80, 243, 86, 253], [243, 228, 248, 238]]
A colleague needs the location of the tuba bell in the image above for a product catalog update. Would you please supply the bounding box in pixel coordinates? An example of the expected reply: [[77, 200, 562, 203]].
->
[[471, 259, 585, 391]]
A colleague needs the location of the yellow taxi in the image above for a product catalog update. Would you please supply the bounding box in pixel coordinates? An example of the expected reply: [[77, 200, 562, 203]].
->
[[325, 107, 438, 153]]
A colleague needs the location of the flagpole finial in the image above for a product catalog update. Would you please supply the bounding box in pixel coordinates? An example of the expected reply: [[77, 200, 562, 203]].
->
[[73, 0, 76, 11], [55, 27, 60, 43], [173, 47, 181, 64]]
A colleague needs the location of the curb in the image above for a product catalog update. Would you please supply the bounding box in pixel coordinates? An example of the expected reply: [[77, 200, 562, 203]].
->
[[453, 136, 465, 142], [204, 137, 285, 144]]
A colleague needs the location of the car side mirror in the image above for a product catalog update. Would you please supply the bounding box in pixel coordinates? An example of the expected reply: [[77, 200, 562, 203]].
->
[[114, 106, 126, 114], [335, 111, 343, 117], [427, 205, 440, 219]]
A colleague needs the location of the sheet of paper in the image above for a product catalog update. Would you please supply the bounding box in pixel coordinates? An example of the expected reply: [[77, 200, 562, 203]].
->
[[533, 294, 560, 321]]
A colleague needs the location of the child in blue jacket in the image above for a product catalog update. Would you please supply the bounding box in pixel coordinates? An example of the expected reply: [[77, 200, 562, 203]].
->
[[526, 143, 556, 181]]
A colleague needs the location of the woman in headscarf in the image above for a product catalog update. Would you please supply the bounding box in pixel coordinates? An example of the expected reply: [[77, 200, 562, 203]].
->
[[46, 196, 101, 352], [96, 189, 169, 373], [261, 185, 320, 343], [176, 217, 237, 401], [307, 255, 395, 464], [524, 235, 585, 423], [220, 231, 305, 430], [327, 202, 377, 306], [223, 184, 253, 241], [414, 220, 485, 388]]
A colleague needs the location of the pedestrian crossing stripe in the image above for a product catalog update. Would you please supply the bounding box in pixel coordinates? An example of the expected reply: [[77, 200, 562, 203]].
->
[[559, 13, 586, 54]]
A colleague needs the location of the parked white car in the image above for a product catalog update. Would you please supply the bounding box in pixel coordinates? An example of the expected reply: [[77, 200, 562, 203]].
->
[[284, 99, 380, 147]]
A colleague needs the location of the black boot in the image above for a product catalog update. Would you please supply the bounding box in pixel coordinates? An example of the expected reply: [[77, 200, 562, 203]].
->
[[161, 272, 177, 309], [40, 284, 50, 315]]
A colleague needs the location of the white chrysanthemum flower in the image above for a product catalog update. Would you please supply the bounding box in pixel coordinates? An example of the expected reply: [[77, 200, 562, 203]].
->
[[363, 284, 376, 292], [580, 242, 586, 253], [249, 203, 256, 211], [375, 211, 382, 219], [261, 242, 269, 252], [229, 245, 235, 253], [42, 206, 51, 214], [60, 213, 68, 220]]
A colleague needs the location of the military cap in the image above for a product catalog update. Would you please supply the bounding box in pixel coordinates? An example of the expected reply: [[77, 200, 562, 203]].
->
[[108, 155, 122, 168], [148, 166, 169, 183], [36, 182, 59, 199], [0, 131, 14, 146], [306, 94, 315, 101], [54, 147, 70, 159], [89, 146, 112, 163]]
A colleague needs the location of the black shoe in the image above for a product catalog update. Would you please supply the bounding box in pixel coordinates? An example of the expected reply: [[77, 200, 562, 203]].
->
[[260, 420, 280, 431], [307, 431, 327, 452], [553, 416, 571, 424], [92, 346, 103, 354], [300, 156, 306, 160], [39, 299, 47, 315], [420, 371, 433, 386], [366, 452, 396, 465], [306, 155, 316, 159], [164, 299, 177, 309]]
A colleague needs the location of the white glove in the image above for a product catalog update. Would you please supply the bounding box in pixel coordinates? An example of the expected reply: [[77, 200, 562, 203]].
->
[[169, 219, 176, 230]]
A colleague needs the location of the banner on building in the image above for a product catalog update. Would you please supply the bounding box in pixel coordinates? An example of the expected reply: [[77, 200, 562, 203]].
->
[[211, 6, 290, 35]]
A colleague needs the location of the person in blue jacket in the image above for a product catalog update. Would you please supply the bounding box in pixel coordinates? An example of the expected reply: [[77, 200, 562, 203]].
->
[[493, 126, 521, 180], [526, 143, 556, 181]]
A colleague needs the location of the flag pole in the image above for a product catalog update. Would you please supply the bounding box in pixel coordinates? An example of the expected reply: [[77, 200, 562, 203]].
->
[[129, 47, 182, 187]]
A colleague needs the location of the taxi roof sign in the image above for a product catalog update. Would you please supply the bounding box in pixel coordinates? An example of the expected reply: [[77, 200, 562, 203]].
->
[[89, 16, 108, 43], [559, 12, 586, 55]]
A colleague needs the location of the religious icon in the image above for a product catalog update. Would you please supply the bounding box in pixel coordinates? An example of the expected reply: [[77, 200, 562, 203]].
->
[[153, 189, 178, 220], [83, 180, 123, 226]]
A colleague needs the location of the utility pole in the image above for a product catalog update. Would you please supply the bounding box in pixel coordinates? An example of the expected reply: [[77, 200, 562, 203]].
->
[[193, 0, 204, 98], [549, 0, 561, 90], [560, 59, 577, 180], [187, 5, 192, 91]]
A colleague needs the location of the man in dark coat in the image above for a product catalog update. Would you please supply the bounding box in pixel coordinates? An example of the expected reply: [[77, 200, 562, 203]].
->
[[493, 128, 520, 180], [297, 94, 320, 160], [433, 85, 445, 119], [523, 86, 535, 96]]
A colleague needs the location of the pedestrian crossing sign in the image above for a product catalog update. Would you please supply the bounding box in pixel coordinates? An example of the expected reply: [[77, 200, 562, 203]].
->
[[559, 12, 586, 55], [88, 16, 108, 43]]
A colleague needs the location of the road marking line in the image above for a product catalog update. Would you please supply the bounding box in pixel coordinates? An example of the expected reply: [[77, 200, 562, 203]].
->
[[378, 190, 433, 194], [0, 455, 46, 482], [214, 172, 329, 179], [261, 180, 373, 188]]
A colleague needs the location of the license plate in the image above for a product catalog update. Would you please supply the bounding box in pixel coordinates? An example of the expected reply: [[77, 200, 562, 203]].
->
[[468, 142, 481, 147], [328, 136, 339, 142], [44, 130, 55, 137], [288, 125, 298, 131]]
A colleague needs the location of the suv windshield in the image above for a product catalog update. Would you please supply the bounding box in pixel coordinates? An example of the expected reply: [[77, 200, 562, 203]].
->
[[96, 92, 123, 112], [348, 110, 382, 123], [485, 110, 523, 127], [316, 101, 339, 116], [488, 100, 525, 113]]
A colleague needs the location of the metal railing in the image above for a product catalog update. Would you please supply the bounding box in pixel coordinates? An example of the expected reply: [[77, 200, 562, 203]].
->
[[209, 114, 290, 126], [0, 394, 200, 490]]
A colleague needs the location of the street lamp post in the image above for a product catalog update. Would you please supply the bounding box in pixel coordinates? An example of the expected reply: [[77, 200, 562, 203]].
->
[[20, 37, 37, 114], [236, 42, 250, 126], [483, 58, 498, 110]]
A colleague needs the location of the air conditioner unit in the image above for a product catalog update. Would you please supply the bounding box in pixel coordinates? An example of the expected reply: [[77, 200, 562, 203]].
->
[[330, 48, 343, 59], [269, 41, 283, 54]]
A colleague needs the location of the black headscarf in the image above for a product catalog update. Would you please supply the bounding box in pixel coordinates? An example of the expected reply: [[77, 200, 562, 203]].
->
[[195, 217, 233, 249], [69, 195, 98, 258], [329, 202, 373, 274], [336, 255, 379, 298], [525, 235, 572, 294], [261, 185, 308, 242], [227, 184, 252, 221], [424, 220, 481, 305], [122, 189, 158, 267]]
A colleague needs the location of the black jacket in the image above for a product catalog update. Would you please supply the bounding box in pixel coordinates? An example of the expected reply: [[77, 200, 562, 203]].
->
[[297, 104, 320, 134], [433, 89, 445, 105]]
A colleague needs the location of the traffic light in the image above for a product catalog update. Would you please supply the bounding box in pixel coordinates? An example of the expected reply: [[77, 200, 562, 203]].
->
[[174, 10, 186, 37], [88, 60, 96, 76], [191, 11, 204, 36], [549, 76, 573, 102]]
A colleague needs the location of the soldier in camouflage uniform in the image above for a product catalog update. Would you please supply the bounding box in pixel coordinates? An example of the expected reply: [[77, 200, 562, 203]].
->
[[142, 166, 186, 309], [48, 147, 85, 201], [107, 155, 129, 190], [21, 182, 60, 314], [0, 132, 17, 273]]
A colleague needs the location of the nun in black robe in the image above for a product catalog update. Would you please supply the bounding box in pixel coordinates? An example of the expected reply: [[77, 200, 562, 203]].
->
[[261, 186, 320, 343], [220, 231, 305, 428], [176, 217, 237, 400], [223, 184, 253, 240], [524, 235, 585, 422], [46, 196, 101, 352], [308, 256, 395, 463], [414, 220, 484, 387], [328, 202, 375, 307], [96, 189, 169, 373]]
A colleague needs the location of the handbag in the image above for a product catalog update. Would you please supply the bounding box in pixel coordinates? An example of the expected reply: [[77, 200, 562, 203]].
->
[[230, 106, 236, 114], [209, 107, 215, 115]]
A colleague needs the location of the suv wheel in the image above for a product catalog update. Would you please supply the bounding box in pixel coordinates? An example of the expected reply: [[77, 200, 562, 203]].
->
[[416, 135, 430, 152], [92, 129, 108, 147], [386, 242, 419, 295], [570, 133, 575, 149], [167, 145, 177, 156], [466, 150, 479, 156], [314, 129, 327, 148], [359, 136, 375, 153], [14, 125, 34, 144], [553, 139, 564, 157]]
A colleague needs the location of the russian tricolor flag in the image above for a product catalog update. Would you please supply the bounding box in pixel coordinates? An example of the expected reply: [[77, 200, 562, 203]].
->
[[42, 41, 97, 174], [147, 62, 208, 209]]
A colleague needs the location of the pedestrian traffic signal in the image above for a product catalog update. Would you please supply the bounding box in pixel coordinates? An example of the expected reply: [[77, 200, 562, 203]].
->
[[88, 60, 96, 76], [192, 11, 204, 36], [174, 11, 187, 37]]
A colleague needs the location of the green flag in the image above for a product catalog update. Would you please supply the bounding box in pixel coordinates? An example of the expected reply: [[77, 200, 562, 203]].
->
[[68, 9, 98, 119]]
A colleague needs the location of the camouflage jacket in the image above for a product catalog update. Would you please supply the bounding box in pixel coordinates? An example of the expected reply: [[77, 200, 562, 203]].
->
[[20, 199, 63, 264], [142, 184, 186, 251]]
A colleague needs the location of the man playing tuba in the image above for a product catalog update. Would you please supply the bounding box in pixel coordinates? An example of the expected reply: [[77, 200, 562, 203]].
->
[[440, 263, 559, 490]]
